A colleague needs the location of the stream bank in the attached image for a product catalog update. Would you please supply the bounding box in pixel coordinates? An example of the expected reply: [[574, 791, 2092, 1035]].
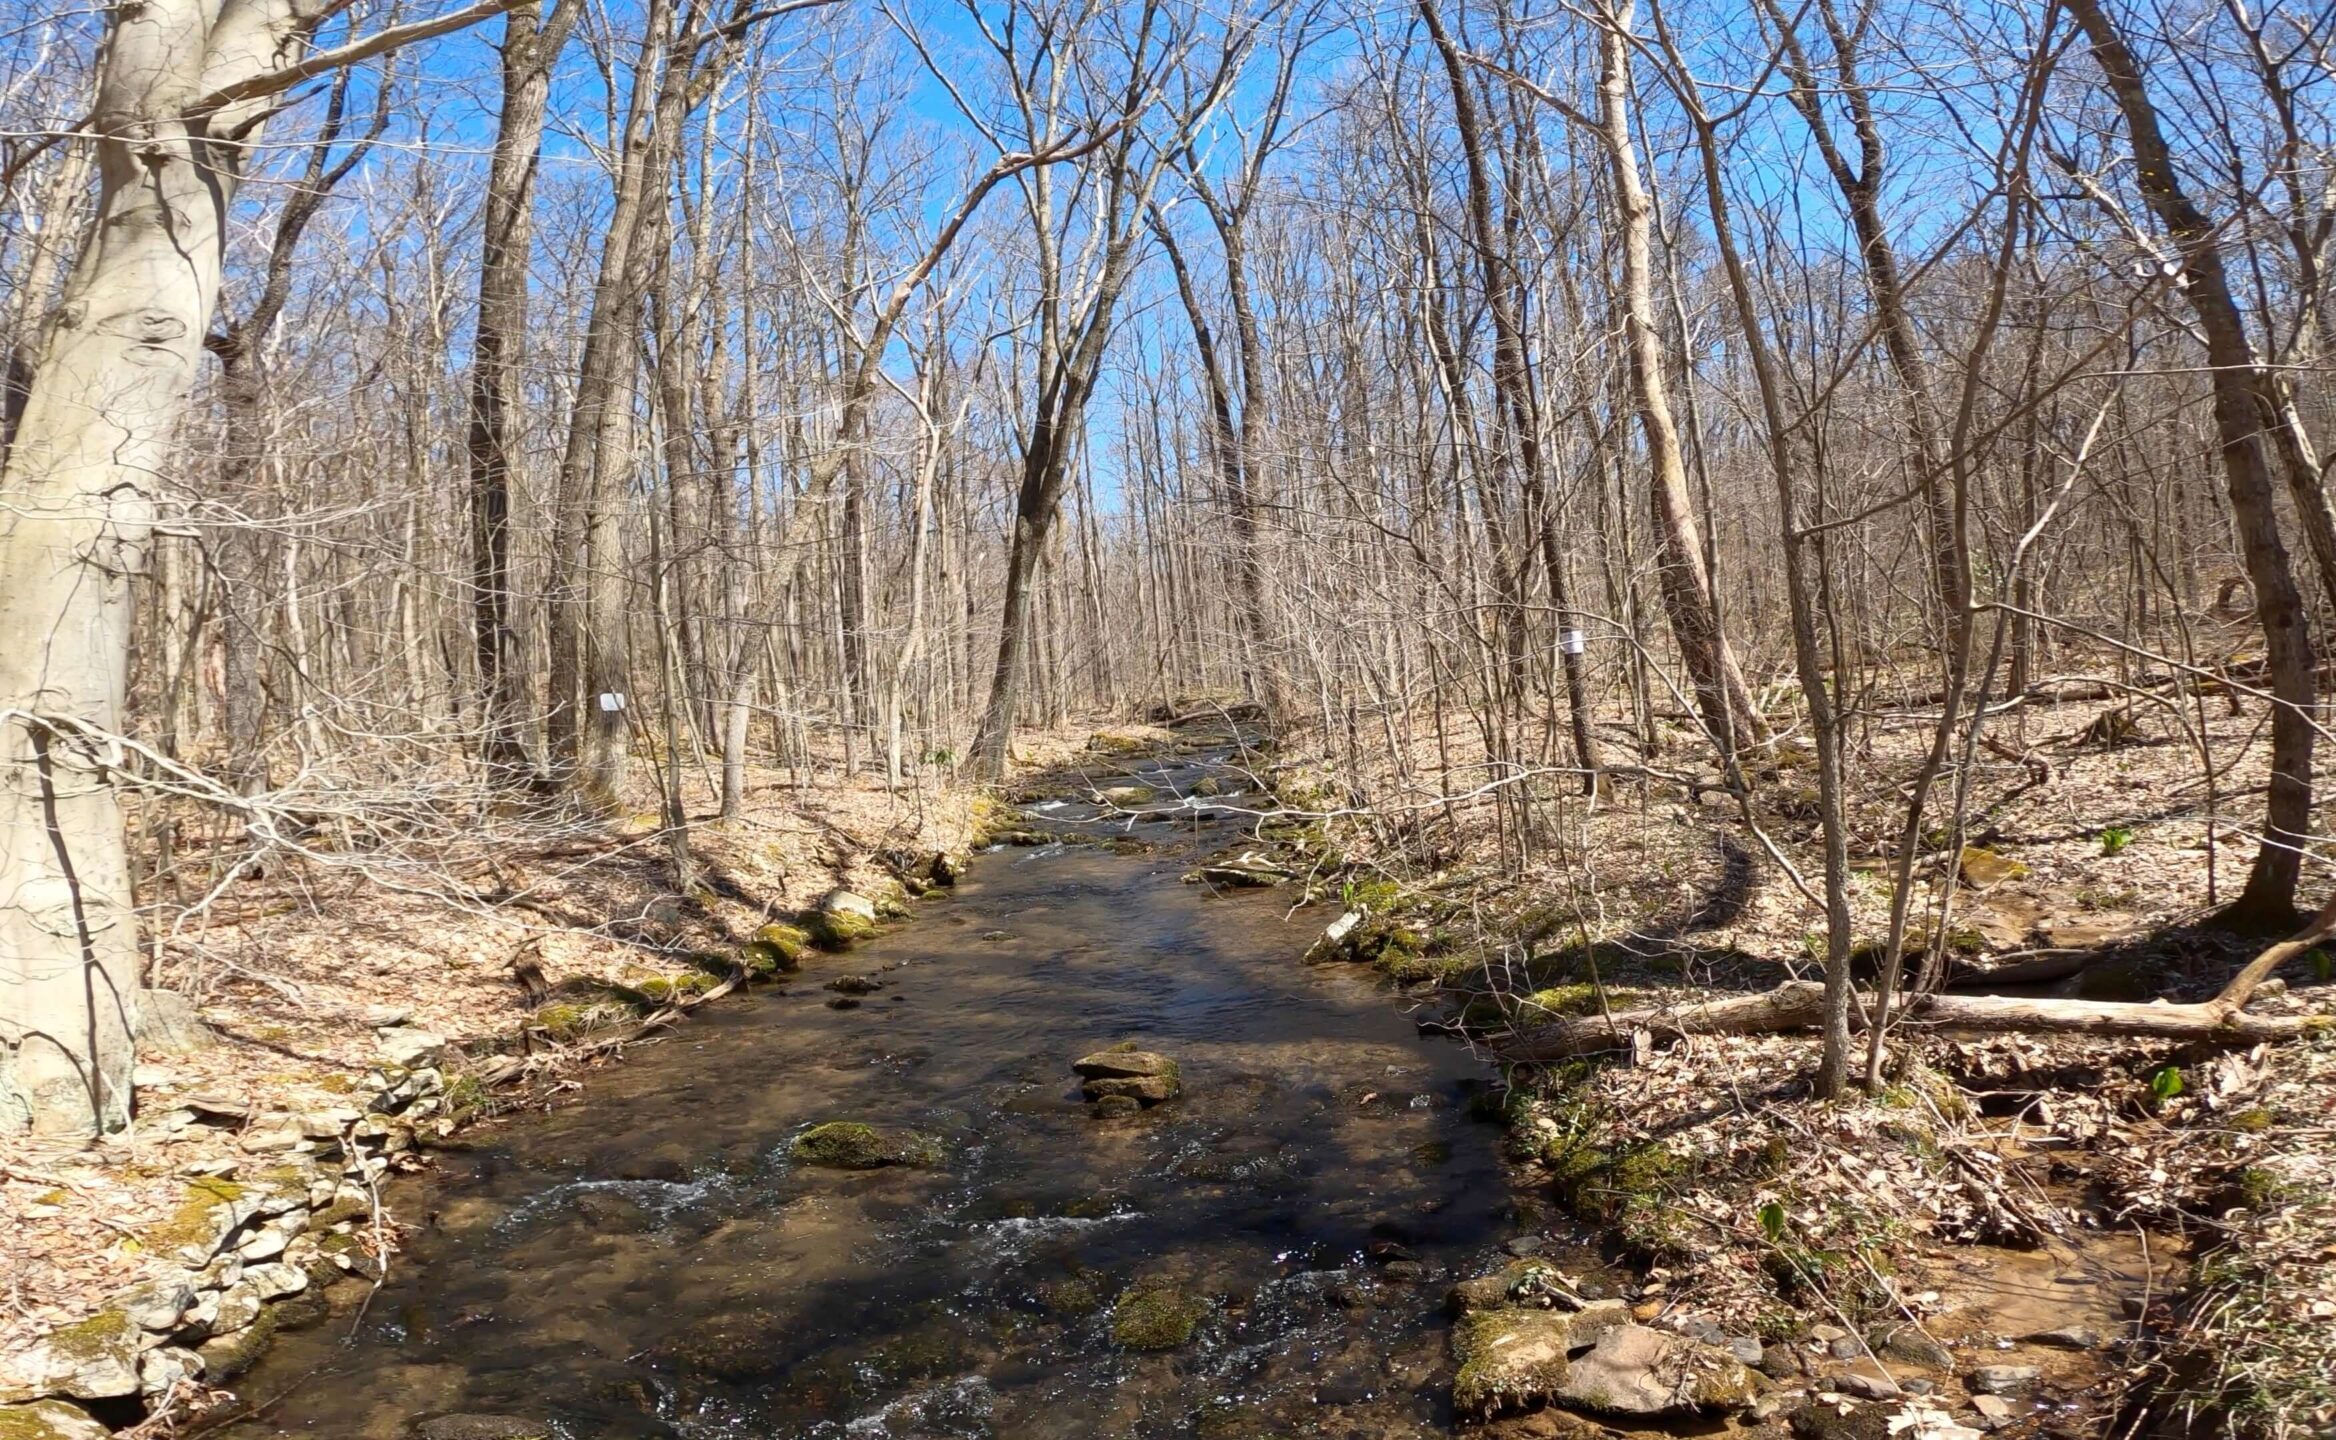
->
[[190, 733, 1550, 1438], [5, 724, 2223, 1438]]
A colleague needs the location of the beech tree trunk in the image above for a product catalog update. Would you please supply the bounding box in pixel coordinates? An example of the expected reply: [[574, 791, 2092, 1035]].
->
[[1, 0, 332, 1133]]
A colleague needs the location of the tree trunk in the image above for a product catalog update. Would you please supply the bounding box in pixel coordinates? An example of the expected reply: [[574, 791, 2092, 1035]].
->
[[2066, 0, 2318, 929], [0, 0, 334, 1134], [1419, 0, 1605, 788], [468, 0, 572, 785], [1591, 4, 1764, 760], [546, 0, 676, 806]]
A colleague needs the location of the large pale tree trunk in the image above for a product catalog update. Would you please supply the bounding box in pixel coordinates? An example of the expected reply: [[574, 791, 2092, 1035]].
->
[[0, 0, 333, 1133]]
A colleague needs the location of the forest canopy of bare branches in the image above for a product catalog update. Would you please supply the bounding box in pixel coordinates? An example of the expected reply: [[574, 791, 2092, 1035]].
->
[[3, 0, 2332, 1140]]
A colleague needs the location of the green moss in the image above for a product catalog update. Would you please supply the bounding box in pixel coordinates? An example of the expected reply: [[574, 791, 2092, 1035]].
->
[[35, 1310, 135, 1365], [143, 1176, 246, 1252], [632, 971, 717, 1006], [442, 1072, 487, 1120], [1034, 1274, 1104, 1315], [531, 1000, 617, 1040], [791, 1122, 943, 1169], [2231, 1107, 2277, 1133], [806, 909, 878, 950], [2237, 1167, 2287, 1209], [197, 1306, 277, 1380], [1110, 1275, 1209, 1349], [747, 923, 812, 974], [1550, 1140, 1681, 1229], [0, 1401, 114, 1440]]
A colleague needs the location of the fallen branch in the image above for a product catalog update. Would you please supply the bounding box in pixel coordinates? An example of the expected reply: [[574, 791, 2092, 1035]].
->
[[1509, 897, 2336, 1060]]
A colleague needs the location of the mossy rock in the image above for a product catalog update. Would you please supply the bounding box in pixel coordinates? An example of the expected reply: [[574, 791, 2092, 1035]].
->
[[1449, 1303, 1629, 1416], [1957, 846, 2028, 887], [195, 1307, 279, 1381], [1445, 1257, 1567, 1316], [1034, 1273, 1106, 1316], [790, 1122, 943, 1170], [142, 1175, 249, 1258], [631, 971, 717, 1006], [805, 908, 878, 951], [745, 923, 811, 974], [0, 1402, 112, 1440], [1110, 1275, 1210, 1350], [1550, 1141, 1682, 1227], [1087, 731, 1152, 756], [530, 998, 626, 1041]]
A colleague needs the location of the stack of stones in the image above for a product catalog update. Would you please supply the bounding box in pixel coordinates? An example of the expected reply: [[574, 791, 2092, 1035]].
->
[[1073, 1047, 1182, 1117], [0, 1025, 459, 1435]]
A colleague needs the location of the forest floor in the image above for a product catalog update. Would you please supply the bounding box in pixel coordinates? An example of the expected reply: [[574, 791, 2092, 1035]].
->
[[1258, 661, 2336, 1437]]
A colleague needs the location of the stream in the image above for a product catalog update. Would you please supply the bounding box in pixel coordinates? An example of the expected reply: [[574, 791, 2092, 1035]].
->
[[220, 747, 1558, 1439]]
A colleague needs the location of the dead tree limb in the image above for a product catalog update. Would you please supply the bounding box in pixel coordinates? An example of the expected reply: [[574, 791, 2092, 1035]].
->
[[1509, 897, 2336, 1060]]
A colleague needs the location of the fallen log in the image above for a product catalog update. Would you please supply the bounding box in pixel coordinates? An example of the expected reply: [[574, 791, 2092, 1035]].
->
[[1509, 898, 2336, 1060]]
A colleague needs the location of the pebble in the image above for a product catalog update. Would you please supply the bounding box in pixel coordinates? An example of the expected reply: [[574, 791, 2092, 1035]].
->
[[1727, 1337, 1765, 1367], [1971, 1394, 2015, 1422]]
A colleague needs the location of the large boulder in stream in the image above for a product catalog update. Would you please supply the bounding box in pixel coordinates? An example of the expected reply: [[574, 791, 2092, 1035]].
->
[[1074, 1047, 1181, 1106], [790, 1122, 943, 1170]]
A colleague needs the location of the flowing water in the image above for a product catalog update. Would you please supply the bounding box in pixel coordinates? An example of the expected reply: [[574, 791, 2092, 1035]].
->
[[222, 747, 1558, 1439]]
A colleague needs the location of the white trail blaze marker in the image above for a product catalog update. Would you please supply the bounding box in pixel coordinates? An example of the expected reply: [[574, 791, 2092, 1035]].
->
[[1560, 630, 1586, 655], [598, 692, 627, 712]]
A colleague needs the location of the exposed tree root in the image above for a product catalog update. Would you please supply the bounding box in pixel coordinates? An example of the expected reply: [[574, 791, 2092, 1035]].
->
[[1509, 898, 2336, 1060]]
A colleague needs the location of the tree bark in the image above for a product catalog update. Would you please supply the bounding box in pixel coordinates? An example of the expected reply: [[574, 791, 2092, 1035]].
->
[[546, 0, 677, 806], [1418, 0, 1605, 787], [468, 0, 573, 785], [1, 0, 334, 1134]]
